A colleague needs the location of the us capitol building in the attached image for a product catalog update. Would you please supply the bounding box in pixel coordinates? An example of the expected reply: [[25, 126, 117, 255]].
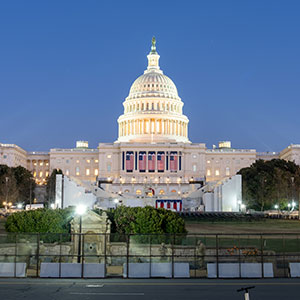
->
[[1, 38, 299, 211]]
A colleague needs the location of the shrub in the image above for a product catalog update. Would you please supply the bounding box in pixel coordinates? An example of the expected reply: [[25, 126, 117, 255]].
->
[[5, 208, 74, 242], [102, 206, 187, 236]]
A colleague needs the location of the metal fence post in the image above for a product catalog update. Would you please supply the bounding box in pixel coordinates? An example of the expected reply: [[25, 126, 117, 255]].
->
[[216, 234, 219, 279], [238, 235, 241, 278], [81, 233, 85, 278], [59, 233, 62, 278], [283, 234, 286, 278], [260, 234, 264, 278], [36, 233, 40, 277], [14, 233, 17, 278], [150, 235, 152, 277], [126, 234, 130, 278], [104, 233, 107, 277], [172, 234, 175, 278]]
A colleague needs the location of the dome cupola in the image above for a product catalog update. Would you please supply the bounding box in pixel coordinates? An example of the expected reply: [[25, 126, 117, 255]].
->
[[117, 38, 189, 144]]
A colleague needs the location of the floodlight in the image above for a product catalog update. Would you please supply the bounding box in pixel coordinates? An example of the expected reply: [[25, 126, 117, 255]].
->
[[76, 204, 86, 215], [50, 203, 55, 209], [17, 203, 22, 209], [274, 204, 279, 209]]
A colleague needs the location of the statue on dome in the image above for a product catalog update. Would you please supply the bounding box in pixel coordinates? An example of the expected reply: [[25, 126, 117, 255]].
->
[[151, 36, 157, 53]]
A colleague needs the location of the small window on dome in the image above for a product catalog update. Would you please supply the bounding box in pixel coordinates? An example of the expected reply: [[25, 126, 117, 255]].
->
[[148, 84, 150, 87], [152, 84, 154, 87]]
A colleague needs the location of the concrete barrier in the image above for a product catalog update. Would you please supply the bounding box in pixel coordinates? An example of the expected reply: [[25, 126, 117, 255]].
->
[[0, 263, 26, 277], [40, 263, 105, 278], [207, 263, 274, 278]]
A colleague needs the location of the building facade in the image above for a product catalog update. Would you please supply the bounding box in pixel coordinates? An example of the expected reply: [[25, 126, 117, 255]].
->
[[1, 38, 299, 208]]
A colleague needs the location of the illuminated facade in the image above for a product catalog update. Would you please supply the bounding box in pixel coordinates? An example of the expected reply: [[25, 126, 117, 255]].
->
[[0, 38, 298, 209]]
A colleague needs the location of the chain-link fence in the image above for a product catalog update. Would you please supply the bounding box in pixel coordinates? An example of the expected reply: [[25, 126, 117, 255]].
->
[[0, 233, 300, 278]]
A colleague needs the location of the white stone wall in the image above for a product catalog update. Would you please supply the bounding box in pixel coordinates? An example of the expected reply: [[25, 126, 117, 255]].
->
[[55, 175, 97, 209]]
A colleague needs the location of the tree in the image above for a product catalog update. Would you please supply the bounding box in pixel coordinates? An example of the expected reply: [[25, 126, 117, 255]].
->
[[12, 166, 35, 204], [238, 159, 300, 211], [0, 165, 35, 206], [0, 168, 19, 206], [105, 206, 187, 235]]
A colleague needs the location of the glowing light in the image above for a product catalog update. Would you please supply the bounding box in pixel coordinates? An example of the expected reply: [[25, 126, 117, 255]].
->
[[76, 204, 86, 215], [50, 203, 55, 209], [274, 204, 279, 209]]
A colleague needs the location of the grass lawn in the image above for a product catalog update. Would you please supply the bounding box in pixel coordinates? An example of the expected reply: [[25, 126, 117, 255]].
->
[[185, 219, 300, 234]]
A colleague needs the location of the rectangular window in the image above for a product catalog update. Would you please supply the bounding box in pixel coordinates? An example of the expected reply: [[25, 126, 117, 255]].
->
[[66, 170, 69, 176], [215, 169, 220, 176], [86, 169, 90, 176], [207, 169, 211, 176], [76, 167, 80, 176], [95, 159, 99, 163], [94, 169, 99, 176], [39, 171, 43, 178]]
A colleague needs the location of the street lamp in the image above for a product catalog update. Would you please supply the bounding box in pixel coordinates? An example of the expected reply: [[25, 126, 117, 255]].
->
[[76, 205, 86, 263]]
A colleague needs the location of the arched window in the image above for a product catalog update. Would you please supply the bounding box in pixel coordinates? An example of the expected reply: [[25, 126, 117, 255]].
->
[[159, 189, 165, 195], [136, 189, 142, 195], [171, 189, 177, 193]]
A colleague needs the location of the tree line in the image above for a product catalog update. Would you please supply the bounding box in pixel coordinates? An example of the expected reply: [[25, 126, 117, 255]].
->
[[238, 159, 300, 211], [0, 165, 36, 206]]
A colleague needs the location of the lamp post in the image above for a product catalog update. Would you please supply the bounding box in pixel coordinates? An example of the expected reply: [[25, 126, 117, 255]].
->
[[76, 205, 86, 263]]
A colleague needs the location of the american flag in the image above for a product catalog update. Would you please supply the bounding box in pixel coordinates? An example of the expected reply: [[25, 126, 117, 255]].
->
[[126, 152, 134, 172], [148, 152, 156, 172], [170, 152, 178, 172], [138, 152, 146, 172], [156, 200, 182, 211], [157, 152, 165, 172]]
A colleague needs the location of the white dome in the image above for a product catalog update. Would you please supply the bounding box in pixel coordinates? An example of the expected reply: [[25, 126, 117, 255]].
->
[[117, 38, 189, 144], [127, 71, 180, 101]]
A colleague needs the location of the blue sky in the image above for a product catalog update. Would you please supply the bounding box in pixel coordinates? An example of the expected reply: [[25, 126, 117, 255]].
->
[[0, 0, 299, 152]]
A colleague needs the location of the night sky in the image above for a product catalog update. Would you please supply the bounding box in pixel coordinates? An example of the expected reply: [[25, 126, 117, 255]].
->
[[0, 0, 299, 152]]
